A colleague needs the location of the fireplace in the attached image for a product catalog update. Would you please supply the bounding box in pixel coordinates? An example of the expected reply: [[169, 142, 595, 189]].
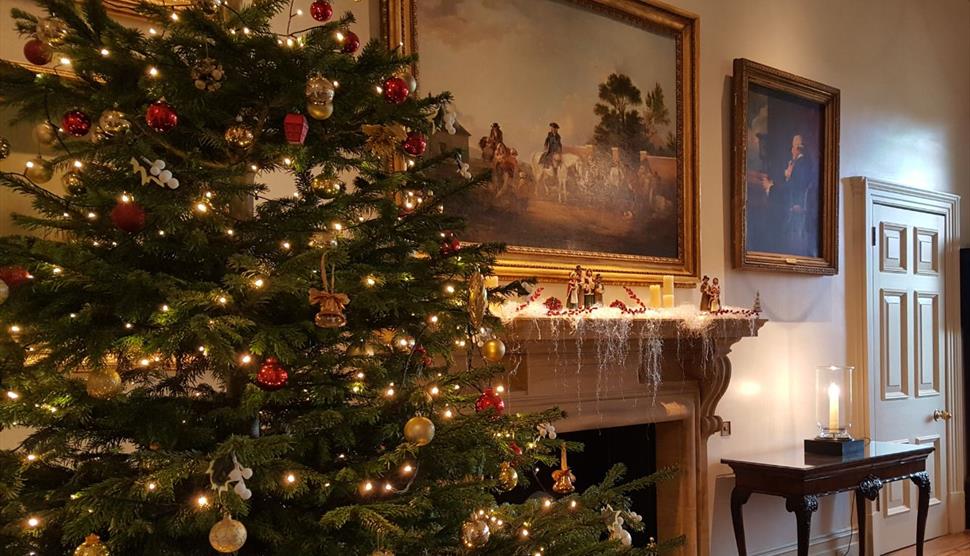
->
[[501, 316, 764, 556]]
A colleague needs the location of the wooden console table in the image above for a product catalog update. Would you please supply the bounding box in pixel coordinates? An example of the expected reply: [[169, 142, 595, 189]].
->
[[722, 442, 933, 556]]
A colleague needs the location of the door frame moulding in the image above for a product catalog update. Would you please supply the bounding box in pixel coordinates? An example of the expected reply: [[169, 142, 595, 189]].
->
[[845, 176, 964, 541]]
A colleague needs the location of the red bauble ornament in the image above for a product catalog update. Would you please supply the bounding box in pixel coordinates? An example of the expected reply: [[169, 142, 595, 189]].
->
[[439, 231, 461, 256], [382, 76, 410, 105], [283, 113, 309, 145], [309, 0, 333, 21], [110, 200, 146, 233], [475, 387, 505, 416], [145, 100, 178, 133], [256, 357, 289, 391], [341, 30, 360, 54], [402, 131, 427, 156], [0, 266, 30, 288], [23, 38, 52, 65], [61, 110, 91, 137]]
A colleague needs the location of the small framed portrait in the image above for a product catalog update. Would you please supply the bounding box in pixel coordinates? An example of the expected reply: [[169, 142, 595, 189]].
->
[[732, 58, 840, 275]]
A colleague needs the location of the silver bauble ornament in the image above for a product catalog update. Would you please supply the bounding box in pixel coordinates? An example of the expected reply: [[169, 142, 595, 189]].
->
[[209, 515, 247, 553], [98, 109, 130, 136], [305, 74, 335, 104], [36, 17, 69, 46], [461, 517, 491, 548], [33, 122, 58, 146]]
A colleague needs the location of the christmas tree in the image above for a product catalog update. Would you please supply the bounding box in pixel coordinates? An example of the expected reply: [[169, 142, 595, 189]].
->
[[0, 1, 679, 554]]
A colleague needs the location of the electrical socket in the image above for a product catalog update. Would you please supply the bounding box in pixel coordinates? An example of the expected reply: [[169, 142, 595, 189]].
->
[[720, 421, 732, 437]]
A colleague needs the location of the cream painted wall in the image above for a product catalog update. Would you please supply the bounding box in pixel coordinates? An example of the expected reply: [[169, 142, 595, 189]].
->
[[1, 1, 967, 555]]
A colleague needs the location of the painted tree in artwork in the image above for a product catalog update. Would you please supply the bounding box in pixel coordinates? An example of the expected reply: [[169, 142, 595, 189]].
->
[[642, 83, 675, 157], [592, 73, 651, 164], [0, 0, 682, 554]]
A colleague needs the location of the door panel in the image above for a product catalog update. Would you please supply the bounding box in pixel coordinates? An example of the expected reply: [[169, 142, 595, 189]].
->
[[871, 204, 949, 554]]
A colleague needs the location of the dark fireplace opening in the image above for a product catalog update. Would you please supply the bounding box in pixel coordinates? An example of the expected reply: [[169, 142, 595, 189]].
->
[[499, 423, 658, 545]]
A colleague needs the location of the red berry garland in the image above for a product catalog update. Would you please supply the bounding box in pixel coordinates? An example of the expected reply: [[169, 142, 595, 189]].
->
[[475, 387, 505, 416]]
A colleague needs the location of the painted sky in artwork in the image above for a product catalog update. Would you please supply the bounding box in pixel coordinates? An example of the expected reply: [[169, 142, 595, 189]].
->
[[416, 0, 677, 161]]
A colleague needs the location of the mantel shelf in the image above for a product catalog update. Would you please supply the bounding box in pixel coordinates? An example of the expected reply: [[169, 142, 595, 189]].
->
[[505, 315, 766, 342]]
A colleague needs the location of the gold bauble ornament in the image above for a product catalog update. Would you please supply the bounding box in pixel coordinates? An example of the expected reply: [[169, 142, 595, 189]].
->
[[62, 170, 83, 192], [461, 516, 491, 548], [24, 157, 53, 183], [209, 515, 247, 553], [305, 74, 336, 104], [225, 124, 255, 149], [403, 415, 435, 446], [36, 17, 69, 46], [481, 338, 506, 364], [33, 122, 59, 146], [74, 533, 110, 556], [307, 101, 334, 120], [370, 551, 394, 556], [311, 175, 343, 198], [497, 461, 518, 492], [98, 109, 130, 136], [86, 368, 122, 399]]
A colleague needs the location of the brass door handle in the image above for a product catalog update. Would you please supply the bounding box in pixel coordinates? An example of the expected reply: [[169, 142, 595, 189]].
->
[[933, 409, 952, 422]]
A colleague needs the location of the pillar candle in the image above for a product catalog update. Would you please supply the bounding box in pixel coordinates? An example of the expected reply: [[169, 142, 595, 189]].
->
[[648, 285, 662, 308], [827, 382, 841, 432], [662, 275, 674, 297], [662, 294, 675, 309]]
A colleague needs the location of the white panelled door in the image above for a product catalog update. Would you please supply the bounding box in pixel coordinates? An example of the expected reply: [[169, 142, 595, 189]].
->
[[869, 202, 950, 555]]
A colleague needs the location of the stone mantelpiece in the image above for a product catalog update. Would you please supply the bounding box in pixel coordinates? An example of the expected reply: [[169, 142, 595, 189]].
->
[[500, 316, 765, 556]]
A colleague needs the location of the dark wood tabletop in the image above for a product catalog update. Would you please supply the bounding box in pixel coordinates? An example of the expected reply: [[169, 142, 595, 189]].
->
[[722, 441, 934, 556]]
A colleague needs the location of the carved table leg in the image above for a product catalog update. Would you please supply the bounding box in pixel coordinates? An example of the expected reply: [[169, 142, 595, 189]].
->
[[730, 487, 752, 555], [785, 495, 819, 556], [911, 472, 931, 556], [857, 475, 884, 556]]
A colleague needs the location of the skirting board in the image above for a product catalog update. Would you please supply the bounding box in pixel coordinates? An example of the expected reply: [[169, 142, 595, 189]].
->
[[738, 527, 856, 556]]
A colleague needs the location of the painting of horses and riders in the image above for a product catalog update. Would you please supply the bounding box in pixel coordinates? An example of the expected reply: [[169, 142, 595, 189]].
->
[[416, 0, 681, 259]]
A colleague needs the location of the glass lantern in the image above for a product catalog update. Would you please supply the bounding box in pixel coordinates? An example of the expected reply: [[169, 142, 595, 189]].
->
[[815, 365, 854, 439]]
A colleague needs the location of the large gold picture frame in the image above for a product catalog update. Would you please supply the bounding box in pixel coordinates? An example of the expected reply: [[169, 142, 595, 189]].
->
[[731, 58, 840, 275], [381, 0, 699, 286]]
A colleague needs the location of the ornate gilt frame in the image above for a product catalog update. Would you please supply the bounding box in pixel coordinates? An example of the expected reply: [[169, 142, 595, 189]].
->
[[731, 58, 840, 275], [381, 0, 700, 286]]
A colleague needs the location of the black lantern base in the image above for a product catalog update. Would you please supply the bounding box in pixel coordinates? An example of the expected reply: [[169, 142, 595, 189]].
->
[[804, 437, 865, 458]]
